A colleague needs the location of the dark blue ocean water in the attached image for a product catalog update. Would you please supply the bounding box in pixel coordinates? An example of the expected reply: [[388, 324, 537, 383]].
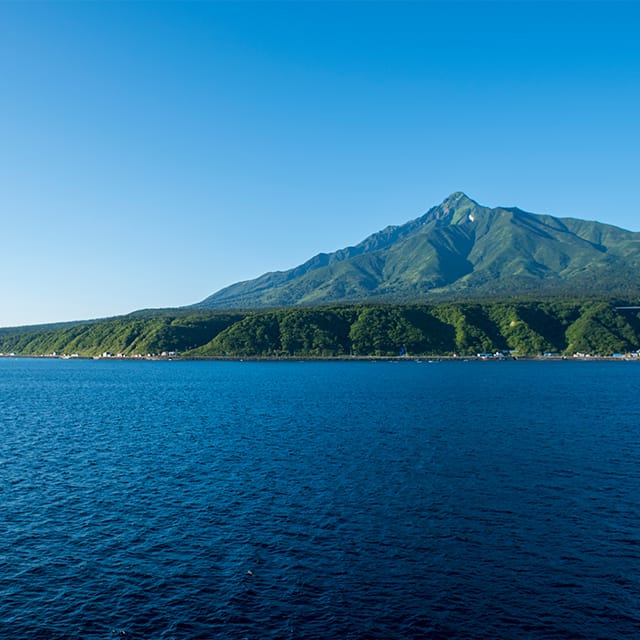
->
[[0, 359, 638, 639]]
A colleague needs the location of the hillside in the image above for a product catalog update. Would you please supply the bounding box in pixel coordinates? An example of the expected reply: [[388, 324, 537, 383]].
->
[[0, 311, 243, 358], [194, 193, 640, 309], [2, 301, 640, 358]]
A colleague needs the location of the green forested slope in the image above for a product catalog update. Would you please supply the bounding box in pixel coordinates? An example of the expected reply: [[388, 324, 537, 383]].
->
[[2, 301, 640, 358], [194, 193, 640, 309], [0, 312, 243, 357]]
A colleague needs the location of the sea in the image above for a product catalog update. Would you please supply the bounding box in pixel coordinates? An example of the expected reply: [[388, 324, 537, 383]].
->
[[0, 358, 638, 639]]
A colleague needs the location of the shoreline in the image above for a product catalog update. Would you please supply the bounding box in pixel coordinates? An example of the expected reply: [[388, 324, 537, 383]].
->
[[1, 353, 639, 363]]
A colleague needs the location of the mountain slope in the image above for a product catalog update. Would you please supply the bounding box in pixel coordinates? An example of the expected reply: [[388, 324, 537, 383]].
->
[[195, 193, 640, 309], [3, 302, 640, 357]]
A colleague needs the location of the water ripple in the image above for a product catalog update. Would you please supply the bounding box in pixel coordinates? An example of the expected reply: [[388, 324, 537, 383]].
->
[[0, 359, 638, 638]]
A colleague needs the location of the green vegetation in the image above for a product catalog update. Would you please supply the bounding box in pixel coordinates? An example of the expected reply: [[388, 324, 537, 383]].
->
[[194, 192, 640, 309], [7, 195, 640, 359], [0, 311, 243, 357], [2, 301, 640, 358]]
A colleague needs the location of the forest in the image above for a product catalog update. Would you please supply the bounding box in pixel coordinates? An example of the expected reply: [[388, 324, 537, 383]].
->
[[2, 300, 640, 358]]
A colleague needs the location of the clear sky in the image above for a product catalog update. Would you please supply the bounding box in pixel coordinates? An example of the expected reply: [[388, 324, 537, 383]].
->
[[1, 1, 639, 327]]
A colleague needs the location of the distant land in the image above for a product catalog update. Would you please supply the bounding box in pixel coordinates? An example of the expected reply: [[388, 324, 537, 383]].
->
[[194, 192, 640, 308], [2, 301, 640, 359], [3, 193, 640, 359]]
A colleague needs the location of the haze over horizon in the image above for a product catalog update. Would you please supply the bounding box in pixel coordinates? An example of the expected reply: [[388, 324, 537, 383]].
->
[[2, 1, 639, 327]]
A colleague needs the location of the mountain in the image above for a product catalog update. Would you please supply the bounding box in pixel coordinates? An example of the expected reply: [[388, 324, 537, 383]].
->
[[194, 193, 640, 309], [3, 302, 640, 358]]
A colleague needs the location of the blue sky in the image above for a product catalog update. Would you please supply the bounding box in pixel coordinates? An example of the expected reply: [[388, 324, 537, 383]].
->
[[1, 1, 639, 327]]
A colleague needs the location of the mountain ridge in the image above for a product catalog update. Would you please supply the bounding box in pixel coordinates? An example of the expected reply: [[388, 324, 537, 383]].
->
[[194, 193, 640, 309]]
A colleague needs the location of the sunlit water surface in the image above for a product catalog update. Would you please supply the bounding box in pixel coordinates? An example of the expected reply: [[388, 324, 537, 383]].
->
[[1, 359, 638, 639]]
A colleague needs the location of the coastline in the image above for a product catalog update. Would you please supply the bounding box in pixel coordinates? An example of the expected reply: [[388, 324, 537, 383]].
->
[[1, 353, 638, 363]]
